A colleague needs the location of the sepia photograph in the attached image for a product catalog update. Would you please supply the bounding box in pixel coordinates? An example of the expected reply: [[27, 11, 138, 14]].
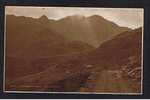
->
[[4, 6, 143, 94]]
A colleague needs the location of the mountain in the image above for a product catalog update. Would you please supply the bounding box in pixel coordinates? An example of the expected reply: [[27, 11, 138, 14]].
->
[[50, 15, 131, 47], [38, 15, 50, 22]]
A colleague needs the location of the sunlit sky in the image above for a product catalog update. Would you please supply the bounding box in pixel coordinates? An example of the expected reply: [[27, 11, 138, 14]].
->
[[5, 6, 144, 29]]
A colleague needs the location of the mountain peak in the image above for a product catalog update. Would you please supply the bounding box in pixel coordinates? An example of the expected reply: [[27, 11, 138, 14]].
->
[[88, 15, 105, 20], [39, 15, 49, 21]]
